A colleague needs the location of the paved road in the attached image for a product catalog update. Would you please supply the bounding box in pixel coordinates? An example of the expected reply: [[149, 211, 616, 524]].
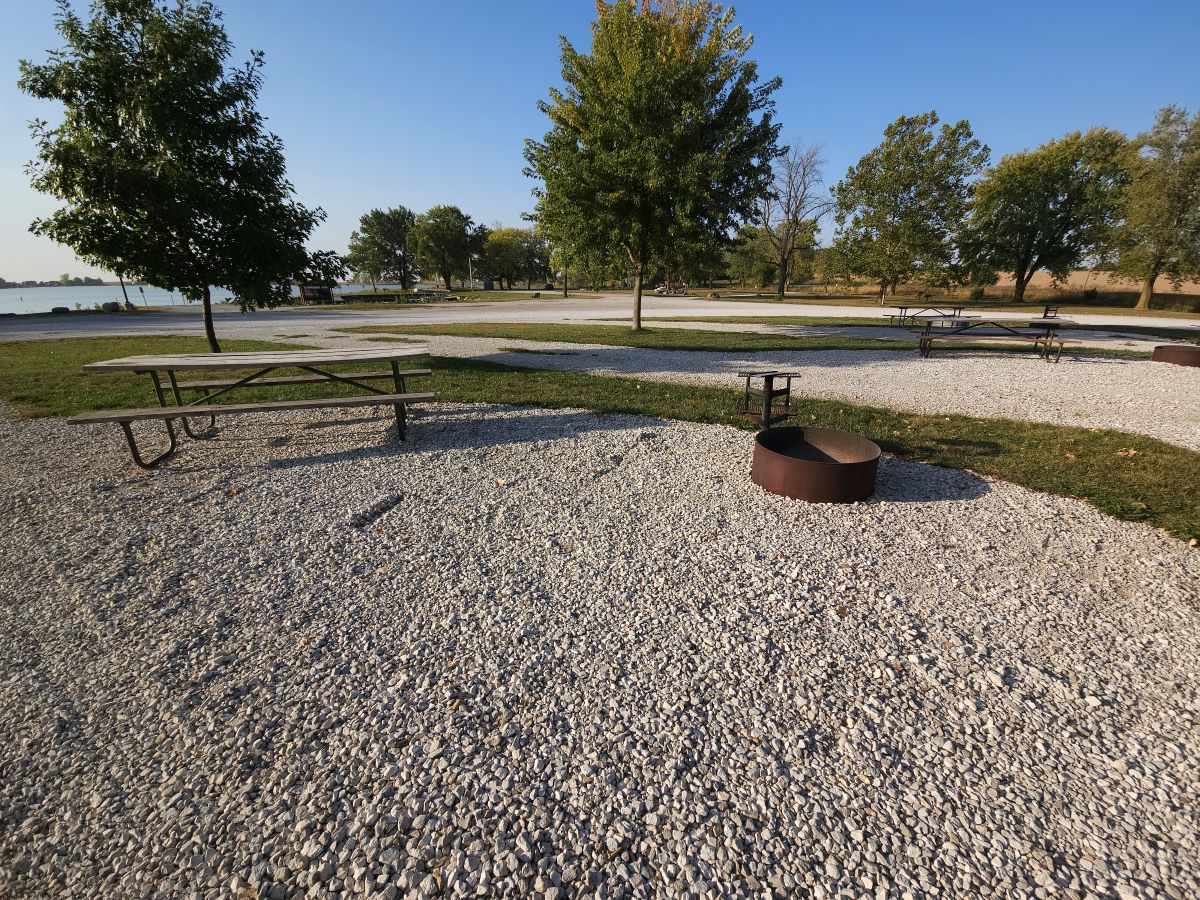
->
[[2, 294, 1198, 343]]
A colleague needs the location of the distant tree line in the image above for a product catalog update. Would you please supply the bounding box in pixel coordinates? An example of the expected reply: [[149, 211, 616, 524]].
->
[[343, 205, 552, 293], [0, 274, 105, 288], [520, 6, 1198, 319], [18, 0, 1199, 348]]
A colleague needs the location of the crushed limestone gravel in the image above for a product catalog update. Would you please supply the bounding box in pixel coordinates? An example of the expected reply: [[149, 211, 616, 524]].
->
[[1, 403, 1197, 900]]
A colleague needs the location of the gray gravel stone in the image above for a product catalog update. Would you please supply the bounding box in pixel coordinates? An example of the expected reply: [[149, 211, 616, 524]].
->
[[0, 402, 1197, 899]]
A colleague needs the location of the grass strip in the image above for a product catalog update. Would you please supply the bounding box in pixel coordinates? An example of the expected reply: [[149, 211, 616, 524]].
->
[[1, 336, 1195, 541], [343, 322, 1151, 359], [656, 315, 1194, 342], [338, 322, 912, 352]]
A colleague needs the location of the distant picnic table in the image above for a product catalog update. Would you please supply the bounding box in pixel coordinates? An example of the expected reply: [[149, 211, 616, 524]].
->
[[70, 347, 434, 468], [887, 302, 1062, 326], [909, 316, 1076, 362]]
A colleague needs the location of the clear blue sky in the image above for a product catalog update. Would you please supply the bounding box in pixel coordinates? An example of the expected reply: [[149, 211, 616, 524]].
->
[[2, 0, 1197, 281]]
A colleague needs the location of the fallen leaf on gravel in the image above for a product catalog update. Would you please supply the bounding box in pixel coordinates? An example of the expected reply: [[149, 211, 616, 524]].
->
[[226, 486, 241, 496]]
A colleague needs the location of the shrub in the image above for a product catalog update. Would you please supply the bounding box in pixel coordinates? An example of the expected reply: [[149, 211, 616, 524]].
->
[[968, 286, 986, 301]]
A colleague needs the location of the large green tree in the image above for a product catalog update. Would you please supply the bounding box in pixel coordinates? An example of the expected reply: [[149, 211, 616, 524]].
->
[[1113, 107, 1200, 309], [525, 0, 781, 328], [412, 205, 473, 291], [345, 206, 418, 291], [483, 227, 527, 290], [832, 111, 989, 300], [19, 0, 325, 352], [962, 128, 1127, 301]]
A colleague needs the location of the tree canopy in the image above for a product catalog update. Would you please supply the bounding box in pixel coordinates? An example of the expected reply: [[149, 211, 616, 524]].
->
[[412, 205, 473, 291], [832, 111, 988, 298], [525, 0, 781, 327], [19, 0, 326, 351], [345, 206, 418, 290], [962, 128, 1127, 301], [1112, 106, 1200, 309]]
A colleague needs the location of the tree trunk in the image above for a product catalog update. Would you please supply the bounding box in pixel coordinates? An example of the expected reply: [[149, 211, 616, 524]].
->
[[1136, 271, 1158, 310], [878, 280, 887, 304], [632, 266, 644, 330], [1012, 273, 1028, 302], [370, 278, 377, 292], [442, 271, 452, 291], [776, 257, 789, 298], [562, 278, 568, 298], [118, 274, 130, 307], [202, 286, 221, 353], [889, 279, 898, 296]]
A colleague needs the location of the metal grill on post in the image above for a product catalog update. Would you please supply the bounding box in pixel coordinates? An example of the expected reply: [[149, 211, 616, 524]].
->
[[737, 370, 800, 430]]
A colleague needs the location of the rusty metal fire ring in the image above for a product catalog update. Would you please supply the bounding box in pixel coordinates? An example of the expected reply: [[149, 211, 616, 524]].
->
[[752, 426, 880, 503], [1152, 344, 1200, 367]]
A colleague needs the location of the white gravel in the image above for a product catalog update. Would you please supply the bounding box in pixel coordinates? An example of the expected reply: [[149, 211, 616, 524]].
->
[[1, 403, 1198, 899], [402, 336, 1200, 452]]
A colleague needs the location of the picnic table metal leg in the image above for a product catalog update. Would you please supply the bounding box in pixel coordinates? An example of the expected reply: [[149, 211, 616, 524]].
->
[[118, 418, 178, 469], [390, 360, 407, 440], [165, 369, 216, 437]]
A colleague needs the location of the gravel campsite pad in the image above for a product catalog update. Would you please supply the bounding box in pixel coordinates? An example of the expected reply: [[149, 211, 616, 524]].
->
[[1, 404, 1198, 899]]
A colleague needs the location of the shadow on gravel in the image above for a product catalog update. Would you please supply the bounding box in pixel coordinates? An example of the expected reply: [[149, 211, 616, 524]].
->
[[872, 457, 991, 503], [262, 407, 652, 469]]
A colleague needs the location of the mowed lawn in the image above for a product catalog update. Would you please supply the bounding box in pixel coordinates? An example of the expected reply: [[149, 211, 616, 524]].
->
[[338, 322, 914, 352]]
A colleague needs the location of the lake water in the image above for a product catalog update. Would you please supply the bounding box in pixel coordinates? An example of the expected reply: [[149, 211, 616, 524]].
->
[[0, 283, 405, 316]]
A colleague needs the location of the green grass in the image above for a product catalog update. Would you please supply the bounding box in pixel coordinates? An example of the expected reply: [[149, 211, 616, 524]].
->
[[2, 336, 1196, 542], [338, 322, 913, 352], [654, 314, 1196, 342], [341, 321, 1154, 359], [652, 315, 894, 327], [304, 289, 566, 310]]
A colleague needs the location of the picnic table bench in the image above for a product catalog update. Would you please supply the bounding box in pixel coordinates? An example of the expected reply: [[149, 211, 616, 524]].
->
[[69, 347, 435, 469], [910, 317, 1077, 362]]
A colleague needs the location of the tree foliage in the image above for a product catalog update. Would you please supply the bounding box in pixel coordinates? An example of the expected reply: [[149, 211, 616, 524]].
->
[[412, 205, 473, 291], [962, 128, 1127, 301], [832, 111, 988, 298], [345, 207, 418, 291], [525, 0, 781, 327], [725, 225, 776, 288], [18, 0, 325, 351], [1112, 106, 1200, 309]]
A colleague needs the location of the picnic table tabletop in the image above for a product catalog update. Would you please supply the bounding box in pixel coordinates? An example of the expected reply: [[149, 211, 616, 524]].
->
[[911, 316, 1075, 326], [83, 346, 430, 373]]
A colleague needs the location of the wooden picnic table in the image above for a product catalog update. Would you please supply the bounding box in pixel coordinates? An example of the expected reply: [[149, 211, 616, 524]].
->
[[71, 346, 435, 468], [885, 304, 966, 326], [910, 317, 1076, 361]]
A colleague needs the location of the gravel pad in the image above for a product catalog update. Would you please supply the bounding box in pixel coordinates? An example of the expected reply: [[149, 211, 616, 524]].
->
[[1, 405, 1197, 899]]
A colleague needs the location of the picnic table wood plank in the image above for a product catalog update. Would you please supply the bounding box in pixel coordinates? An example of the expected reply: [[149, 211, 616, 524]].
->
[[176, 368, 432, 390], [83, 346, 429, 372], [68, 392, 437, 424]]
